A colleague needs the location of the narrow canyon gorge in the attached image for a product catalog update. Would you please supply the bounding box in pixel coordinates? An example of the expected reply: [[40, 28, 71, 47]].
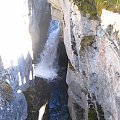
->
[[0, 0, 120, 120]]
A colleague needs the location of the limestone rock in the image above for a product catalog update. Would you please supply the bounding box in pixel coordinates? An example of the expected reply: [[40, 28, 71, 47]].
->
[[48, 0, 63, 21], [29, 0, 51, 62], [49, 0, 120, 119]]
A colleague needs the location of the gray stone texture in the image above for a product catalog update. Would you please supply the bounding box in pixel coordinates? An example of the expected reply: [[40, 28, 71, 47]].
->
[[48, 0, 120, 119]]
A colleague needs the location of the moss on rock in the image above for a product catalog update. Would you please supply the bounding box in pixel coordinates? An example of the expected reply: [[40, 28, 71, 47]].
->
[[23, 77, 50, 120], [0, 80, 13, 102], [73, 0, 120, 19], [80, 35, 96, 50], [88, 105, 98, 120], [73, 0, 97, 19]]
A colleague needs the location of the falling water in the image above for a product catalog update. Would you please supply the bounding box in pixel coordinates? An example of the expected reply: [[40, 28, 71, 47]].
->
[[35, 20, 60, 79]]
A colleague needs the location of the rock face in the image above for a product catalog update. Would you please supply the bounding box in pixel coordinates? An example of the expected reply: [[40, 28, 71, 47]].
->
[[0, 80, 27, 120], [0, 59, 27, 120], [48, 0, 62, 21], [29, 0, 51, 62], [23, 77, 49, 120], [48, 0, 120, 120]]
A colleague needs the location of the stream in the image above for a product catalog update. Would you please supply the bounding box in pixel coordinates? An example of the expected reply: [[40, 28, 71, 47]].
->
[[49, 67, 71, 120]]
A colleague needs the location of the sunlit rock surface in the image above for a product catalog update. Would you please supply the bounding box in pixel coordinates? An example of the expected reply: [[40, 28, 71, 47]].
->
[[48, 0, 63, 21], [49, 0, 120, 119]]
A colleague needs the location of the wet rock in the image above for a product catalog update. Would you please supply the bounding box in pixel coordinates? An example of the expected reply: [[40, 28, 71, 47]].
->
[[23, 77, 50, 120], [57, 41, 68, 67]]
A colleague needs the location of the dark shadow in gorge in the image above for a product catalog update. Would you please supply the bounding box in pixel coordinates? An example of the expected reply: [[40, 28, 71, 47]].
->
[[23, 77, 50, 120], [49, 41, 71, 120], [23, 41, 71, 120]]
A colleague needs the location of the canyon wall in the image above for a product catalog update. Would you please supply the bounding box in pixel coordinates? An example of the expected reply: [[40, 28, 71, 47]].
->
[[29, 0, 51, 62], [48, 0, 120, 120]]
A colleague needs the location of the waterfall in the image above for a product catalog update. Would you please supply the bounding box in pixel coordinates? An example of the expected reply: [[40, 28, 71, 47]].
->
[[35, 20, 60, 79]]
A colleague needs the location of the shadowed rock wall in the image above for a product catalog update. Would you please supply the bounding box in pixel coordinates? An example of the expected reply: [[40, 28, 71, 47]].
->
[[29, 0, 51, 62]]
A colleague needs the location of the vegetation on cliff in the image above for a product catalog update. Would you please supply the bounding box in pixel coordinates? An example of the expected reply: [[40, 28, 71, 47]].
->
[[73, 0, 120, 19], [0, 80, 13, 102], [80, 35, 96, 50]]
